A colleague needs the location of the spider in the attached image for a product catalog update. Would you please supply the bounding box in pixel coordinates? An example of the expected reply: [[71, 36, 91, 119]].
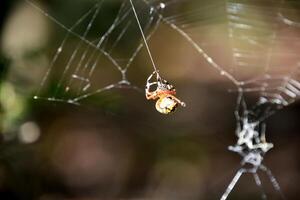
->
[[145, 71, 186, 114]]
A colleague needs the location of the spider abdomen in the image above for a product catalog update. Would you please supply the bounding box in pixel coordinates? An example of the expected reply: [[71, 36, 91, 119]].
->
[[155, 95, 179, 114]]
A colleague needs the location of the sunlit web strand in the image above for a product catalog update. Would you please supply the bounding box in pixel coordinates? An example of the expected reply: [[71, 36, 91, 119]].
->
[[56, 0, 105, 98], [73, 4, 163, 101], [28, 0, 299, 108], [28, 0, 165, 104], [258, 0, 298, 105], [213, 1, 298, 198], [142, 0, 241, 87], [165, 1, 226, 29], [29, 0, 242, 104], [81, 2, 132, 75], [83, 1, 160, 82], [130, 0, 159, 74], [27, 0, 127, 101], [69, 1, 130, 96], [26, 0, 126, 95], [227, 0, 300, 110], [73, 1, 163, 101], [25, 0, 102, 98], [65, 1, 153, 98]]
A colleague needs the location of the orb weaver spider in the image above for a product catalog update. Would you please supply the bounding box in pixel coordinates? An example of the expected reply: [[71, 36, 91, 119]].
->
[[145, 71, 186, 114]]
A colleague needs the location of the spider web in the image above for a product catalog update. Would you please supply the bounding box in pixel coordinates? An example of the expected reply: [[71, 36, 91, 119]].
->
[[26, 0, 166, 105], [25, 0, 300, 199], [140, 0, 300, 199], [152, 0, 299, 199], [147, 0, 300, 109]]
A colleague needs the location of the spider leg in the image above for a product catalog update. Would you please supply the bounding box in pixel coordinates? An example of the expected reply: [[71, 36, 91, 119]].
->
[[145, 72, 161, 100], [253, 173, 267, 200], [145, 82, 158, 95], [172, 96, 186, 107], [235, 92, 244, 136], [146, 82, 158, 89], [146, 91, 158, 100], [260, 165, 286, 200], [260, 123, 267, 143], [147, 71, 158, 84], [220, 168, 246, 200]]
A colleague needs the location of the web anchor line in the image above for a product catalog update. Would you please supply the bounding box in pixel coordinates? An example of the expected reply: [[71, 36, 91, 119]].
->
[[129, 0, 159, 75]]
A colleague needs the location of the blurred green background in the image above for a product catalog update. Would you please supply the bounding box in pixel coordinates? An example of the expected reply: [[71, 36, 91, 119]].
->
[[0, 0, 300, 200]]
